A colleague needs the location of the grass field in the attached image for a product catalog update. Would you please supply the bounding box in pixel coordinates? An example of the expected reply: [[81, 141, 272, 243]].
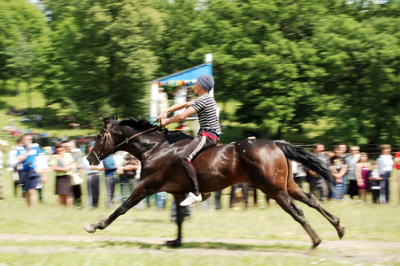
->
[[0, 169, 400, 265]]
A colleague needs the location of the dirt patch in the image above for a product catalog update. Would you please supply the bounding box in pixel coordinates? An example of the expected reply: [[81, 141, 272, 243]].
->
[[0, 233, 398, 264]]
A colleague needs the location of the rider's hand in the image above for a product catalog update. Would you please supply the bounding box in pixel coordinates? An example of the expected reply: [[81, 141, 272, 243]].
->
[[156, 112, 167, 121], [161, 118, 169, 127]]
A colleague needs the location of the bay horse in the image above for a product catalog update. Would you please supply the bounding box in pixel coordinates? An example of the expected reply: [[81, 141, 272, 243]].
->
[[83, 117, 345, 248]]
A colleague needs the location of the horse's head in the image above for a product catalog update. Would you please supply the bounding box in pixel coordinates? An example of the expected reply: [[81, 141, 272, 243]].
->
[[87, 116, 159, 165], [87, 116, 125, 165]]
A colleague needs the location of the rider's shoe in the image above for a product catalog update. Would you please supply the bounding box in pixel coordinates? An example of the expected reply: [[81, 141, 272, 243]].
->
[[180, 192, 202, 207]]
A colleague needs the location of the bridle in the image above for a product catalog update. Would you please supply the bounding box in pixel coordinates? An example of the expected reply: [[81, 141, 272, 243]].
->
[[92, 125, 159, 164]]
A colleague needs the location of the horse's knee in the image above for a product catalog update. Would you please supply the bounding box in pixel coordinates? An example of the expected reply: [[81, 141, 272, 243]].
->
[[290, 201, 304, 216]]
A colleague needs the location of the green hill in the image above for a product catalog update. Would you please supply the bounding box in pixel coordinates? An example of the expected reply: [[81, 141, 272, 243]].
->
[[0, 82, 96, 145]]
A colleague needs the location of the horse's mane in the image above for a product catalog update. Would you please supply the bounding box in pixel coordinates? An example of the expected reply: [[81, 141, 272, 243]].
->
[[118, 117, 157, 131]]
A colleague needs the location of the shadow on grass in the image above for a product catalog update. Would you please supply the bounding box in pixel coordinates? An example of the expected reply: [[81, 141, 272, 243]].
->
[[101, 241, 309, 252]]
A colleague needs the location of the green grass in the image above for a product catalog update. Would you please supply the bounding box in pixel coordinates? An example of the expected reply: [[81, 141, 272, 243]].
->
[[1, 168, 400, 265], [0, 252, 352, 266]]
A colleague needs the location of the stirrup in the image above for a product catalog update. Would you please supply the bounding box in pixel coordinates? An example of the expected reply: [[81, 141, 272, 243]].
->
[[201, 193, 212, 202]]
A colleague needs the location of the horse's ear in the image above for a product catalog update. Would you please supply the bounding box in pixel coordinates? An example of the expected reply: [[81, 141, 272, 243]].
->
[[102, 117, 109, 125]]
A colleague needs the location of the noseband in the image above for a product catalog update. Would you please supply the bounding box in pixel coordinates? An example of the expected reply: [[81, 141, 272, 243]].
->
[[92, 126, 157, 163]]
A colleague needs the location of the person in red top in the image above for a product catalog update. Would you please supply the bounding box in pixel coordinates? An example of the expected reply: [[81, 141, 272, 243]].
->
[[395, 150, 400, 200]]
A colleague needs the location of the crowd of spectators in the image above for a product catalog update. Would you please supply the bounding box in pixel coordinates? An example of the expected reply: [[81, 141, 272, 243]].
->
[[0, 134, 399, 211], [302, 143, 399, 204]]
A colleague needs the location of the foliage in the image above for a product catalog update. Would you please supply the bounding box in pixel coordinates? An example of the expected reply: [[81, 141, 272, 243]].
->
[[0, 0, 49, 95], [39, 0, 164, 125], [3, 0, 400, 143]]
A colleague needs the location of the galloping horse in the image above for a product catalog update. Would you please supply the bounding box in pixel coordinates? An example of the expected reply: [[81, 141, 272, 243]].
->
[[84, 117, 345, 248]]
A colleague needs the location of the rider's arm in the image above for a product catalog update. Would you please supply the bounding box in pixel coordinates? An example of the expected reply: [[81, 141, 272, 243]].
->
[[157, 101, 194, 120], [162, 107, 197, 126]]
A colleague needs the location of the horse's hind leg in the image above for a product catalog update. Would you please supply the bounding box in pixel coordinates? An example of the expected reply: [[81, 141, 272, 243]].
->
[[83, 181, 149, 233], [273, 192, 322, 248], [288, 185, 345, 239]]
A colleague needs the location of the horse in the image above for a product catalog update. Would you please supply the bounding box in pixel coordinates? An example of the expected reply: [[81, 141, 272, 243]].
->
[[83, 117, 345, 248]]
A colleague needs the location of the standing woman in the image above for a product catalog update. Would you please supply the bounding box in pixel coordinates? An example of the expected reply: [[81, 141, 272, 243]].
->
[[50, 142, 76, 207], [355, 152, 370, 202]]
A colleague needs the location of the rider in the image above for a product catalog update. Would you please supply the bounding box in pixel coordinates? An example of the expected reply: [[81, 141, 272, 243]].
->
[[157, 74, 221, 206]]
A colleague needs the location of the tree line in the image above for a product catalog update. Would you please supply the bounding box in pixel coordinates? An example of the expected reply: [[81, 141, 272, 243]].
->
[[1, 0, 400, 144]]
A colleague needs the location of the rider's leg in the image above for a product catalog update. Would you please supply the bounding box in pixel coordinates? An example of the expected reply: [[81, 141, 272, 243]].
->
[[179, 135, 217, 206]]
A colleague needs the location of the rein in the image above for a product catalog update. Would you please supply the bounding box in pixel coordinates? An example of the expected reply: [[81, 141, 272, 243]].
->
[[109, 126, 157, 151], [92, 126, 158, 164]]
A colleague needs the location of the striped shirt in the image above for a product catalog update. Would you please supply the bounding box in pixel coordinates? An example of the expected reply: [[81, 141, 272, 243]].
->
[[192, 93, 221, 136]]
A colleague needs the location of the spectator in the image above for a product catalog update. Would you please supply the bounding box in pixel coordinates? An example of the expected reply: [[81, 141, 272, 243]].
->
[[16, 134, 43, 207], [338, 143, 349, 195], [330, 145, 348, 200], [186, 87, 194, 102], [82, 146, 103, 208], [376, 144, 394, 203], [307, 143, 329, 201], [345, 145, 361, 199], [355, 152, 370, 203], [102, 154, 117, 208], [252, 187, 271, 207], [7, 137, 23, 197], [230, 183, 249, 209], [0, 139, 7, 199], [157, 87, 169, 115], [64, 141, 84, 207], [214, 190, 222, 209], [117, 152, 139, 202], [369, 161, 382, 204], [292, 160, 306, 189], [173, 86, 187, 116], [34, 149, 50, 203], [394, 149, 400, 201], [50, 142, 75, 207], [156, 191, 167, 210]]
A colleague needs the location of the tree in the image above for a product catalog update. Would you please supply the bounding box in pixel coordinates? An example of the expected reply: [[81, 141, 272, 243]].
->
[[0, 0, 48, 96], [40, 0, 164, 123], [312, 15, 400, 144]]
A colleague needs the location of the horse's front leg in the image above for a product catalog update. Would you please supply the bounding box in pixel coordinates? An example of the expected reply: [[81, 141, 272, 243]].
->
[[166, 194, 186, 247], [83, 181, 150, 233]]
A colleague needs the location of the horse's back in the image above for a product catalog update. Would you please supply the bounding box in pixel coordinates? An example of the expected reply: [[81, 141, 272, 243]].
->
[[192, 139, 287, 192]]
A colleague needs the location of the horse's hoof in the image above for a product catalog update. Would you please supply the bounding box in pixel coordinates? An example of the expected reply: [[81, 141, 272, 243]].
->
[[83, 224, 96, 233], [165, 239, 181, 247], [338, 227, 346, 239], [311, 239, 322, 249]]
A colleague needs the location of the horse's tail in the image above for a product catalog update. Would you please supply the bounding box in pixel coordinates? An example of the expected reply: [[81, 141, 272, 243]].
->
[[275, 141, 334, 189]]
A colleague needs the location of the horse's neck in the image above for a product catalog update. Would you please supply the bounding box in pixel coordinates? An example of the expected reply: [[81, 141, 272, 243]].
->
[[121, 131, 159, 160], [126, 131, 191, 161]]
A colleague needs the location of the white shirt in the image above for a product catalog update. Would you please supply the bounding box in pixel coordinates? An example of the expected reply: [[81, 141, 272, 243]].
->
[[7, 148, 18, 168], [378, 154, 394, 174], [82, 156, 103, 174]]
